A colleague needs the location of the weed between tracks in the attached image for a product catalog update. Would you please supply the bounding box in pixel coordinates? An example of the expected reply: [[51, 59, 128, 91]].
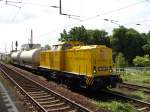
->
[[131, 91, 150, 102], [121, 71, 150, 87], [111, 87, 150, 102], [131, 91, 145, 100], [92, 100, 137, 112]]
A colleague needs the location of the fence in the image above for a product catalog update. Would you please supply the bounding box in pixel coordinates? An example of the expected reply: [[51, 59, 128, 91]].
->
[[113, 67, 150, 75]]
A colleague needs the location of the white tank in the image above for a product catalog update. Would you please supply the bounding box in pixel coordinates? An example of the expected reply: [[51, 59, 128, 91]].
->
[[20, 48, 42, 66], [11, 51, 22, 63]]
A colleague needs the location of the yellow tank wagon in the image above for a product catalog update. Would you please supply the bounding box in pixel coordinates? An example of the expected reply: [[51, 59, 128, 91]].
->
[[39, 41, 122, 89]]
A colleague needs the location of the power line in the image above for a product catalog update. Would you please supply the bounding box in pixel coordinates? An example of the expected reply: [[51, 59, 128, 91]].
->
[[37, 0, 149, 38], [3, 0, 150, 37], [11, 7, 22, 22], [123, 19, 150, 26], [5, 0, 21, 8], [83, 0, 148, 22]]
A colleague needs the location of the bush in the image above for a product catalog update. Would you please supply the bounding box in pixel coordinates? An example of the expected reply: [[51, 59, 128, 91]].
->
[[133, 55, 150, 67]]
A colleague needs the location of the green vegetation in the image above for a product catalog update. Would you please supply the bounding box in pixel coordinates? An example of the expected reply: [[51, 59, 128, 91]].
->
[[130, 91, 150, 102], [122, 71, 150, 87], [142, 32, 150, 54], [93, 101, 137, 112], [115, 52, 128, 67], [59, 26, 150, 66], [133, 55, 150, 67], [146, 96, 150, 102], [130, 91, 145, 100], [59, 26, 110, 47], [112, 26, 145, 65]]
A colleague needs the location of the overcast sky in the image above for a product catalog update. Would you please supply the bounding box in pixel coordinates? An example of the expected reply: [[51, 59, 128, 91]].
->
[[0, 0, 150, 52]]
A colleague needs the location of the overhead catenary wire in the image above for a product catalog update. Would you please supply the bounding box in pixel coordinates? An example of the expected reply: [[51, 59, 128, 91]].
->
[[11, 7, 22, 22], [2, 0, 150, 38], [83, 0, 149, 22], [37, 0, 149, 38], [4, 0, 149, 22]]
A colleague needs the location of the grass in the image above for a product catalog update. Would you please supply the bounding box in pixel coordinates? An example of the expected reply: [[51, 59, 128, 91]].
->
[[120, 71, 150, 102], [130, 91, 145, 100], [121, 71, 150, 87], [93, 100, 137, 112], [130, 91, 150, 102]]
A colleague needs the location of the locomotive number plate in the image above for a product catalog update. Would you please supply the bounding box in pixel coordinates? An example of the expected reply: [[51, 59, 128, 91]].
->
[[98, 66, 109, 71]]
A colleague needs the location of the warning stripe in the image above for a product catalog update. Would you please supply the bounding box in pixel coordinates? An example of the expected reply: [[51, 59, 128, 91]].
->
[[86, 77, 94, 86]]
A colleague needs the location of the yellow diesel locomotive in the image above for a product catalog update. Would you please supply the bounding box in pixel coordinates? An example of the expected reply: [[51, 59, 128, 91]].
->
[[39, 41, 121, 89]]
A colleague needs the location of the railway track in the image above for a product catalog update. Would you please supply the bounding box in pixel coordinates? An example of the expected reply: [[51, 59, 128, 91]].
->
[[0, 63, 93, 112], [101, 89, 150, 112], [1, 63, 150, 112], [118, 83, 150, 95]]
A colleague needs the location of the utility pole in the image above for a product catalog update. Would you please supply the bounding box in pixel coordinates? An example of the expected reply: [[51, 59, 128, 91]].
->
[[50, 0, 81, 21], [11, 41, 13, 52], [31, 29, 33, 45], [59, 0, 80, 20], [15, 41, 18, 51], [59, 0, 62, 14], [29, 29, 33, 49]]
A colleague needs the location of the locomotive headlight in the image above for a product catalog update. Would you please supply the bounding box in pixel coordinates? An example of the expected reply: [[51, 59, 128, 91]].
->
[[93, 66, 97, 75], [109, 66, 113, 72]]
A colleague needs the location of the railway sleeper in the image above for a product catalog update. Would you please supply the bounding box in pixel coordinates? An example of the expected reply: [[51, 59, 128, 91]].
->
[[29, 92, 49, 96], [35, 97, 56, 102], [25, 90, 44, 93], [46, 106, 71, 112], [137, 107, 149, 111], [68, 110, 78, 112], [25, 89, 43, 92], [32, 94, 52, 99], [38, 101, 60, 105], [22, 85, 39, 88], [27, 91, 45, 94], [22, 86, 41, 89], [42, 102, 65, 108]]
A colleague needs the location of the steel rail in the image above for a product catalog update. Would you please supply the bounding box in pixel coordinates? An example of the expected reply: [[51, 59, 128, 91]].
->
[[120, 83, 150, 90], [0, 66, 47, 112], [0, 63, 93, 112], [118, 83, 150, 95], [102, 89, 150, 111]]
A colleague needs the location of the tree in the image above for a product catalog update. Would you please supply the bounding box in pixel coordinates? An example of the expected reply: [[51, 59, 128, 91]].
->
[[112, 26, 145, 65], [59, 29, 69, 42], [142, 31, 150, 54], [59, 26, 89, 44], [59, 26, 110, 47], [87, 29, 110, 47], [115, 52, 128, 68]]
